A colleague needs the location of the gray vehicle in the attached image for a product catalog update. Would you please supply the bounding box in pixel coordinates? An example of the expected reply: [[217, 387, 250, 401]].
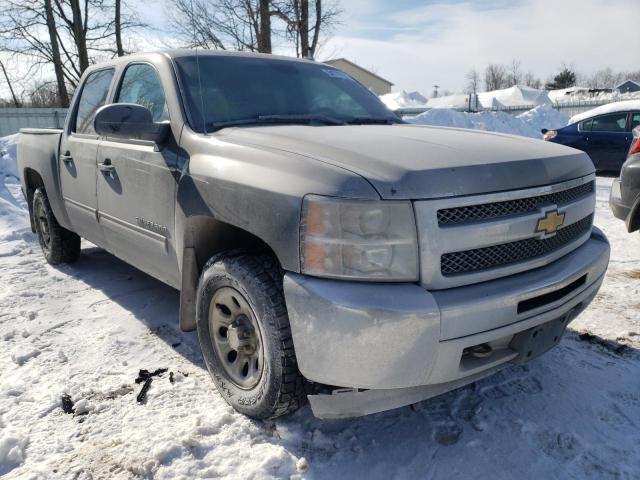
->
[[18, 51, 610, 419], [610, 126, 640, 232]]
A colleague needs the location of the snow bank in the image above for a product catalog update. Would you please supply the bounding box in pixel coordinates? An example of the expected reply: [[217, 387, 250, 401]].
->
[[420, 86, 551, 112], [0, 135, 28, 238], [0, 432, 28, 475], [550, 89, 640, 104], [569, 99, 640, 124], [516, 104, 569, 132], [407, 104, 568, 139], [478, 85, 551, 109], [547, 87, 591, 102], [380, 90, 427, 110], [426, 94, 472, 110], [0, 134, 19, 179]]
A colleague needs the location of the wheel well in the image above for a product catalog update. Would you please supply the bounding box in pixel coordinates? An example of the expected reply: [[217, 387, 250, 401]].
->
[[186, 215, 279, 271], [629, 196, 640, 233], [23, 168, 45, 233], [178, 215, 281, 332]]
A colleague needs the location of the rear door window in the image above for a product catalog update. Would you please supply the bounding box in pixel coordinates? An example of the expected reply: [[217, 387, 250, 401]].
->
[[589, 113, 627, 132], [630, 112, 640, 130], [74, 69, 115, 135], [116, 64, 169, 122]]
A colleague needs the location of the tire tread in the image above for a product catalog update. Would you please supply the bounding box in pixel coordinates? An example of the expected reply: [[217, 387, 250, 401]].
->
[[33, 188, 80, 265], [197, 251, 306, 419]]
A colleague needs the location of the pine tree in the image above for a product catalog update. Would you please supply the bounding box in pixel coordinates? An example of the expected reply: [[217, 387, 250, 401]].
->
[[546, 68, 577, 90]]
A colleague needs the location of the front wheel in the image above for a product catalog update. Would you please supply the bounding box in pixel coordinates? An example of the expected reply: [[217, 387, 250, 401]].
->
[[196, 253, 307, 419], [32, 188, 81, 265]]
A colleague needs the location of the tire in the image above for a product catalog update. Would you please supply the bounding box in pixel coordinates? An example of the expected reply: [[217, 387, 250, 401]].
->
[[196, 252, 306, 419], [32, 188, 81, 265]]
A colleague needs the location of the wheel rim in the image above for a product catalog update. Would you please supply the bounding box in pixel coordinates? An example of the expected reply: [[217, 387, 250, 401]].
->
[[35, 199, 51, 252], [208, 286, 264, 389]]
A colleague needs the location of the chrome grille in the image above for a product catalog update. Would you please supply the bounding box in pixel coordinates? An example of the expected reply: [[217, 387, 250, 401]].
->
[[437, 181, 595, 226], [441, 214, 593, 276]]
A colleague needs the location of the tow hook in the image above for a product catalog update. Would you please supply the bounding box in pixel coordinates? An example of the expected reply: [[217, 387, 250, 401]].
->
[[464, 343, 493, 358]]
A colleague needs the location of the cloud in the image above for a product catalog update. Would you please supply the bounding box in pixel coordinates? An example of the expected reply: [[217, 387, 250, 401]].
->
[[322, 0, 636, 94]]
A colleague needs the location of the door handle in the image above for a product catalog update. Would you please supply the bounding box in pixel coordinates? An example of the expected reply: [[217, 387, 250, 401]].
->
[[61, 151, 73, 163], [98, 158, 115, 173]]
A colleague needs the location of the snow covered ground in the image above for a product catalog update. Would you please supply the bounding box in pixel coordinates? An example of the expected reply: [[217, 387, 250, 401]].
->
[[408, 104, 569, 139], [0, 134, 639, 479]]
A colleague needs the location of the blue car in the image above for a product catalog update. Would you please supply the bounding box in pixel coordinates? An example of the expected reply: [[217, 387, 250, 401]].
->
[[542, 106, 640, 172]]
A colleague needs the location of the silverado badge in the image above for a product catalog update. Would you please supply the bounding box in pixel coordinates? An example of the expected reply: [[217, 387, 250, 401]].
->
[[536, 210, 565, 236]]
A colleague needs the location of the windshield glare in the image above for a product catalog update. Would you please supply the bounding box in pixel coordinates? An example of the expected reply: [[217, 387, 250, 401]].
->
[[173, 55, 399, 132]]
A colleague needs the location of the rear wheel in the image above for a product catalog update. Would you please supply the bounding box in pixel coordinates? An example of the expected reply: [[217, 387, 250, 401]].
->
[[196, 252, 306, 419], [32, 188, 81, 265]]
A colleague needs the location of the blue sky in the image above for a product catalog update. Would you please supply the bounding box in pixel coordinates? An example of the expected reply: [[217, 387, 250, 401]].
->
[[135, 0, 636, 96], [333, 0, 527, 40]]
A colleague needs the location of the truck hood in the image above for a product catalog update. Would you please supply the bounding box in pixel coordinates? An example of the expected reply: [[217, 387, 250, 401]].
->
[[218, 124, 594, 199]]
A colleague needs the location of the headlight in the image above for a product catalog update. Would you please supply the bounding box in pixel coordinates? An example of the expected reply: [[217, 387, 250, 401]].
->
[[300, 195, 419, 281]]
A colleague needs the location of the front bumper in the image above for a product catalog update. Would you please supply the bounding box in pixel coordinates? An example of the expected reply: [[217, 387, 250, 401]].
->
[[283, 229, 610, 418], [609, 179, 631, 221], [610, 177, 640, 232]]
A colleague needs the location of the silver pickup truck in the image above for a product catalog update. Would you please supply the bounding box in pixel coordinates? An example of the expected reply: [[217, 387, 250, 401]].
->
[[18, 50, 610, 419]]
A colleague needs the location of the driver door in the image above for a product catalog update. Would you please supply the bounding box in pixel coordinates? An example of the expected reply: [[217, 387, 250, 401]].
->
[[96, 63, 180, 287]]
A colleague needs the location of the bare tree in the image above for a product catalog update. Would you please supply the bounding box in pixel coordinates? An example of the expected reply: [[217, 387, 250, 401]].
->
[[165, 0, 225, 49], [508, 59, 521, 86], [115, 0, 124, 56], [0, 0, 143, 106], [167, 0, 274, 53], [523, 71, 541, 89], [583, 68, 640, 89], [45, 0, 70, 105], [272, 0, 341, 58], [0, 57, 21, 107], [29, 81, 61, 107], [484, 63, 507, 91], [465, 68, 480, 94]]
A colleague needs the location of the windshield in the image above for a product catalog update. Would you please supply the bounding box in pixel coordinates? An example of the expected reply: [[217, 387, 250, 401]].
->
[[173, 55, 400, 132]]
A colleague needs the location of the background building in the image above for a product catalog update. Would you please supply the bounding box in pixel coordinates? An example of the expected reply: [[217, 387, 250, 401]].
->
[[616, 80, 640, 94], [324, 58, 393, 95]]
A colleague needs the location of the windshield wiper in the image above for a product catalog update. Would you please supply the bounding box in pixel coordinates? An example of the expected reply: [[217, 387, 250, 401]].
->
[[346, 116, 403, 125], [207, 114, 345, 132], [258, 114, 345, 125]]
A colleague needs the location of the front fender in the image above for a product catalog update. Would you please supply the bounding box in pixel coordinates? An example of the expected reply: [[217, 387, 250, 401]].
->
[[175, 129, 379, 273]]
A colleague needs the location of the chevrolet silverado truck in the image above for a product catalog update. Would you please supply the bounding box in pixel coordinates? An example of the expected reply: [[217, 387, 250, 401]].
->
[[18, 51, 610, 419]]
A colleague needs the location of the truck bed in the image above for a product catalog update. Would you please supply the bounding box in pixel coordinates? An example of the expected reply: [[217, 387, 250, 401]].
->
[[17, 128, 66, 232]]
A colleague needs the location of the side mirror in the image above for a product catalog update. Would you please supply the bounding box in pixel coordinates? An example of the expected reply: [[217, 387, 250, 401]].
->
[[94, 103, 169, 144]]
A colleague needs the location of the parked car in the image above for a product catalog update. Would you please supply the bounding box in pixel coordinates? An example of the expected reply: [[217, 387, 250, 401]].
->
[[610, 126, 640, 232], [17, 51, 610, 420], [542, 102, 640, 172]]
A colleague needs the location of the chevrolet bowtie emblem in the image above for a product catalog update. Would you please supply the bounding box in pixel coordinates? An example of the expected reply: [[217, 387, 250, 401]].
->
[[536, 210, 565, 235]]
